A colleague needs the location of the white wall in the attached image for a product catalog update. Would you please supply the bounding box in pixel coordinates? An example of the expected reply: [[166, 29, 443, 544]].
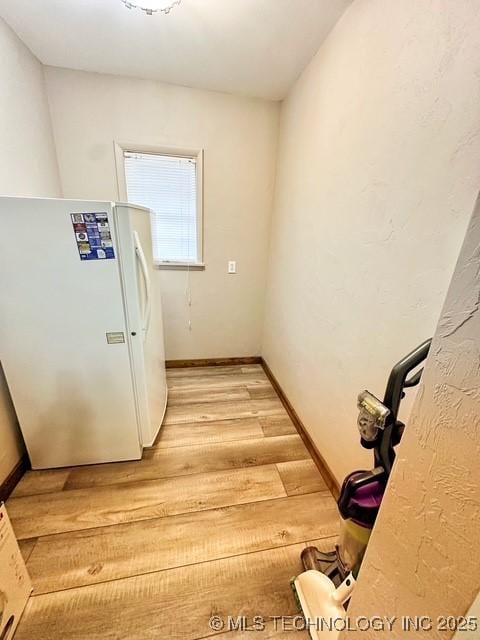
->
[[263, 0, 480, 481], [0, 17, 61, 483], [44, 67, 279, 360], [342, 196, 480, 639]]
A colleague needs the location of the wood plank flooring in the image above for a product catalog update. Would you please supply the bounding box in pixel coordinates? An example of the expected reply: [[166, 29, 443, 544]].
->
[[8, 364, 338, 639]]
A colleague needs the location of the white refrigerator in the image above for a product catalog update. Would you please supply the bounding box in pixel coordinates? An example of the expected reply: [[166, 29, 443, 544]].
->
[[0, 197, 167, 469]]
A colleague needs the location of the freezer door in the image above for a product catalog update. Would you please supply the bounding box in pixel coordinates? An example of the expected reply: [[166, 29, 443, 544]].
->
[[0, 197, 142, 469], [114, 204, 167, 446]]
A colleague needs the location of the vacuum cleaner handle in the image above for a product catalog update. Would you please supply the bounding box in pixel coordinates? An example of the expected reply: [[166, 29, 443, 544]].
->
[[403, 368, 424, 388], [375, 338, 432, 475], [382, 339, 432, 420]]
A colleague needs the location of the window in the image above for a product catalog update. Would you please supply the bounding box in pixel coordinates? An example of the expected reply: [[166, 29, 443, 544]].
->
[[123, 149, 203, 267]]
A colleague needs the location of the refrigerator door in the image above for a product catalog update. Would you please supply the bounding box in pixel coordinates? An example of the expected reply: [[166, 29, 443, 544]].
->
[[114, 204, 167, 446], [0, 197, 142, 468]]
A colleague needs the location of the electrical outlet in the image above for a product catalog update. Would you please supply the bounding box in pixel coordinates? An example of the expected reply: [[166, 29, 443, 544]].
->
[[228, 261, 237, 274]]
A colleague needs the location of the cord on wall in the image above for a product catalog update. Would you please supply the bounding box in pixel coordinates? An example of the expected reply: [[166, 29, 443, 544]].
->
[[185, 264, 192, 331]]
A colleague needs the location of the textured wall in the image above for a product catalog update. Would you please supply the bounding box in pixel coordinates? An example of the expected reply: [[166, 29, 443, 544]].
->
[[262, 0, 480, 481], [45, 67, 279, 360], [453, 593, 480, 639], [0, 17, 61, 484], [342, 196, 480, 638]]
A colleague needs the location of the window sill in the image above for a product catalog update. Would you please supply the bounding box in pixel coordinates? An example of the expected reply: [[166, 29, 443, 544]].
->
[[154, 262, 205, 271]]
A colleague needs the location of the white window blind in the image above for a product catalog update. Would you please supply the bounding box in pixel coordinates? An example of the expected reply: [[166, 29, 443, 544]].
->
[[124, 151, 199, 264]]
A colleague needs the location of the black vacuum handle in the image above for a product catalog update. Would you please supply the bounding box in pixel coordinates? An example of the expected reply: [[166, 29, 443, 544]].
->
[[372, 338, 432, 475], [382, 338, 432, 422], [403, 368, 424, 388]]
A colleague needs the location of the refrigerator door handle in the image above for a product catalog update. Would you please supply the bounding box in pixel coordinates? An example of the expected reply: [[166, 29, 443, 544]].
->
[[133, 230, 152, 339]]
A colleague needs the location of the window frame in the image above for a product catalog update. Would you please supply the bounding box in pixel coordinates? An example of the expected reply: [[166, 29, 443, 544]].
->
[[114, 141, 204, 270]]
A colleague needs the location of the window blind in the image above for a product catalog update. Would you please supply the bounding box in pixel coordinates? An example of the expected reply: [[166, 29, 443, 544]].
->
[[124, 151, 198, 264]]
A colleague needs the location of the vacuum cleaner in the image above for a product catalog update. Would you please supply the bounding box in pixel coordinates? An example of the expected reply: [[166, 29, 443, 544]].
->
[[291, 339, 432, 637]]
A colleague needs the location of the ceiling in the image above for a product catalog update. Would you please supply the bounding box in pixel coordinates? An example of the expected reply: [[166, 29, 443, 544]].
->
[[0, 0, 351, 100]]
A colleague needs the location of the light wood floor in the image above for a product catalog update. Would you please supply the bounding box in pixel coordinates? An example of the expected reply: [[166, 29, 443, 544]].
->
[[8, 364, 339, 639]]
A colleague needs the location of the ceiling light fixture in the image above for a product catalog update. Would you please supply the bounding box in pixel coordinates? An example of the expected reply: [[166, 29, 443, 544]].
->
[[120, 0, 181, 16]]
